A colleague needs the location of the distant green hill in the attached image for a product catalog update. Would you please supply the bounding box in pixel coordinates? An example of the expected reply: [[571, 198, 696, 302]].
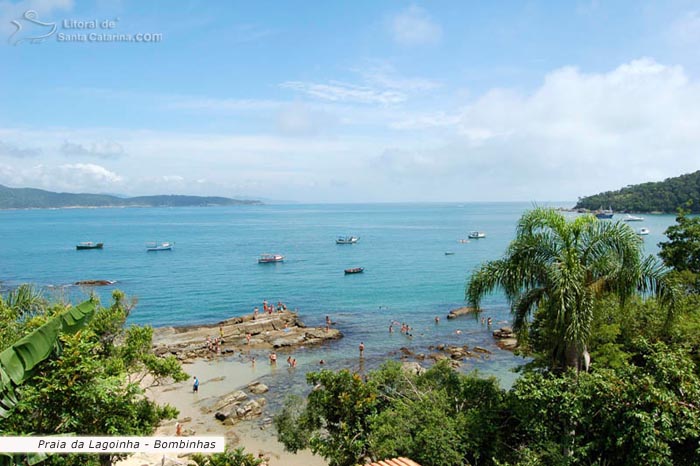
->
[[575, 171, 700, 213], [0, 184, 262, 209]]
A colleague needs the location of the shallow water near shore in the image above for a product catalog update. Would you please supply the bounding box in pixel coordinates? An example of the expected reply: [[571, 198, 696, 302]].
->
[[0, 203, 676, 390]]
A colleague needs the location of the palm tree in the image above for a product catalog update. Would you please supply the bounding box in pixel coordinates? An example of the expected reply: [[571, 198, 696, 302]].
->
[[466, 207, 675, 372]]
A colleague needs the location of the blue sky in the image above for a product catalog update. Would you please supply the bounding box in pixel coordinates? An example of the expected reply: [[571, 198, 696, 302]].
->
[[1, 1, 700, 202]]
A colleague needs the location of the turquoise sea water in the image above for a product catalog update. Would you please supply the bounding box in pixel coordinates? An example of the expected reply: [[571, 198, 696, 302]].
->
[[0, 203, 678, 394]]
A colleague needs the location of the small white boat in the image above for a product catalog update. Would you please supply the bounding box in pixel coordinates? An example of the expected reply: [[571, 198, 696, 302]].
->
[[468, 231, 486, 239], [637, 228, 650, 236], [457, 239, 470, 244], [336, 236, 359, 244], [146, 242, 173, 251], [624, 214, 645, 222], [258, 253, 284, 263]]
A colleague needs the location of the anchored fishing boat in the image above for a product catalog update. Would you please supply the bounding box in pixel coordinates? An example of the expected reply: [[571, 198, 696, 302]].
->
[[258, 253, 284, 263]]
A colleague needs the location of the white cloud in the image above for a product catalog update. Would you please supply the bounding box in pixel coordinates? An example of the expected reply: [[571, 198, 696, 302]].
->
[[60, 140, 125, 158], [359, 63, 441, 91], [280, 80, 405, 105], [0, 162, 123, 193], [60, 163, 123, 184], [389, 111, 461, 130], [371, 58, 700, 201], [389, 5, 442, 46], [3, 58, 700, 202], [0, 140, 41, 157]]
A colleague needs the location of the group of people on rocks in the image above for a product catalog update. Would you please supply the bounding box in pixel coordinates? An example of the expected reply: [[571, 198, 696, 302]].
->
[[202, 324, 226, 354], [205, 335, 221, 353], [261, 299, 287, 314]]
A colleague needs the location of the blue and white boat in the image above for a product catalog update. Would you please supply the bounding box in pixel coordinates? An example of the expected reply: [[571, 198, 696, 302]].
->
[[595, 207, 614, 219], [336, 236, 359, 244], [146, 242, 173, 251]]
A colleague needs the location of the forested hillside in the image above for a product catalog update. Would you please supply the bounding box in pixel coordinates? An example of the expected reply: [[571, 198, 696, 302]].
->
[[0, 184, 261, 209], [575, 170, 700, 213]]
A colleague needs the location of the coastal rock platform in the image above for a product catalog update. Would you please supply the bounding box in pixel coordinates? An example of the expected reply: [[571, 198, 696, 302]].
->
[[446, 306, 480, 319], [152, 310, 342, 360]]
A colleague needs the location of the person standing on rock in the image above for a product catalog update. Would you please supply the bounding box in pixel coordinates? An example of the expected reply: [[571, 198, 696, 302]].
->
[[359, 342, 365, 358], [193, 376, 199, 393]]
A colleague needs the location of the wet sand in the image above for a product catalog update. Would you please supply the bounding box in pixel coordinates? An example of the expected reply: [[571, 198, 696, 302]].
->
[[116, 357, 327, 465]]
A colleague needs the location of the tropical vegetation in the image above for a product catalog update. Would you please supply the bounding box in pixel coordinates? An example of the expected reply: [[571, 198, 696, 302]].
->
[[275, 208, 700, 466], [0, 287, 188, 466], [466, 207, 675, 371], [575, 170, 700, 213]]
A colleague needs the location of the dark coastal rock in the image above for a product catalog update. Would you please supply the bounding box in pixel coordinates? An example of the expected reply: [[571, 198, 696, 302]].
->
[[214, 412, 227, 421], [446, 306, 480, 319], [74, 279, 115, 286], [493, 327, 516, 339], [472, 346, 492, 354]]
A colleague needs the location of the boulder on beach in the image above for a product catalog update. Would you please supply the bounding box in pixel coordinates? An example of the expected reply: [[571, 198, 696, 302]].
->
[[213, 390, 249, 411], [247, 382, 269, 394]]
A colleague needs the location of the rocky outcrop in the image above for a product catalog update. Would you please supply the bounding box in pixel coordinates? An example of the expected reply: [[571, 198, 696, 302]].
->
[[493, 327, 518, 351], [212, 389, 267, 426], [218, 398, 267, 426], [151, 309, 342, 359], [74, 279, 115, 286], [247, 381, 269, 394], [446, 306, 480, 319]]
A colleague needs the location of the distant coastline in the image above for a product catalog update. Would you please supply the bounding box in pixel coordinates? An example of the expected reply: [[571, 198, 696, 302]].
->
[[0, 184, 262, 210], [575, 170, 700, 214]]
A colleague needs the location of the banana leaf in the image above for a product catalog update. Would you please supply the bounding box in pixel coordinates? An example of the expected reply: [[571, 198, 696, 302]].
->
[[0, 300, 96, 417]]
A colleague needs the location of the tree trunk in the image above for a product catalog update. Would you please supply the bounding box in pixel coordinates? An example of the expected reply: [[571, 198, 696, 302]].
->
[[565, 344, 581, 372]]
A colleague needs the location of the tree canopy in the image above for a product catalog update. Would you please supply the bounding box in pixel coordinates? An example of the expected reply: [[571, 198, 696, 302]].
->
[[466, 207, 674, 371], [0, 288, 188, 466], [574, 170, 700, 213]]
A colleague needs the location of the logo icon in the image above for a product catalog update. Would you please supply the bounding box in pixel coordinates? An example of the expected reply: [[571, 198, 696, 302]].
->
[[8, 10, 57, 45]]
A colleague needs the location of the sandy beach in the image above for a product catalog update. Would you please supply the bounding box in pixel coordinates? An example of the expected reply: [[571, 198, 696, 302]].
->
[[116, 312, 332, 466], [117, 358, 327, 466]]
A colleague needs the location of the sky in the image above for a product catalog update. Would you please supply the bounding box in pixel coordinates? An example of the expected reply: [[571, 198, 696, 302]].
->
[[1, 0, 700, 203]]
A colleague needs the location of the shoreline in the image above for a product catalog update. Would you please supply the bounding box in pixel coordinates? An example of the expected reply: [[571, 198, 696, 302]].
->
[[117, 358, 327, 466], [151, 308, 342, 362], [116, 308, 340, 466]]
